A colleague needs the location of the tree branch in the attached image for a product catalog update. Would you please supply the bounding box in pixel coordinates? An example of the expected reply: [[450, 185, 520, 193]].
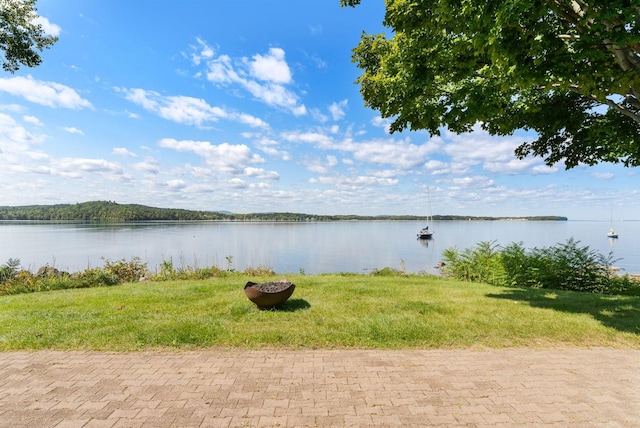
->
[[564, 85, 640, 124]]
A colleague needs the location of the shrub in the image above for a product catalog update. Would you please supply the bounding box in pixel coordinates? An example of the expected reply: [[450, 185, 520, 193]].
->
[[0, 258, 21, 283], [500, 242, 543, 287], [243, 265, 276, 276], [607, 275, 640, 296], [74, 268, 120, 287], [186, 266, 219, 279], [441, 241, 505, 286], [0, 255, 283, 296], [103, 257, 148, 283], [531, 238, 614, 293], [443, 239, 624, 294]]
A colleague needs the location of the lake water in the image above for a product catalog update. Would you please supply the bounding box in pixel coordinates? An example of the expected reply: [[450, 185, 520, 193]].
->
[[1, 220, 638, 275]]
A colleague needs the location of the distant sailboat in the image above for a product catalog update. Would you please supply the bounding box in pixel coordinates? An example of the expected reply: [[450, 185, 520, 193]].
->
[[607, 209, 619, 239], [417, 188, 434, 239]]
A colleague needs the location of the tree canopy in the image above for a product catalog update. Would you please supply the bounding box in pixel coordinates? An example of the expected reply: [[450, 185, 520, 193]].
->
[[0, 0, 57, 73], [341, 0, 640, 168]]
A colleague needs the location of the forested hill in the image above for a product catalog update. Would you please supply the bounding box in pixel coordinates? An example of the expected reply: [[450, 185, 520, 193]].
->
[[0, 201, 224, 221], [0, 201, 568, 222]]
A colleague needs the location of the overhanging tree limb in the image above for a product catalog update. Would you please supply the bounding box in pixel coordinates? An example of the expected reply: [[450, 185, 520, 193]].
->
[[341, 0, 640, 168], [0, 0, 57, 73]]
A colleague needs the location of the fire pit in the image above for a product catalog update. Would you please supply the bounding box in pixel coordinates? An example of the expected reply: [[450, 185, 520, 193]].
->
[[244, 279, 295, 309]]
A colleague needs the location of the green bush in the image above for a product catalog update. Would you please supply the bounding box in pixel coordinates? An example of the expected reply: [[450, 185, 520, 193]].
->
[[442, 241, 505, 286], [103, 257, 148, 283], [243, 265, 276, 276], [443, 239, 634, 295], [534, 239, 614, 293], [0, 258, 20, 283], [74, 268, 120, 287]]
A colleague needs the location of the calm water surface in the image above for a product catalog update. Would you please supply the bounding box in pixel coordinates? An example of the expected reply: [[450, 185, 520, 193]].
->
[[1, 220, 638, 275]]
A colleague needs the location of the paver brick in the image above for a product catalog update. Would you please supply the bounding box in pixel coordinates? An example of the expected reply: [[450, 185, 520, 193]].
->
[[0, 349, 638, 427]]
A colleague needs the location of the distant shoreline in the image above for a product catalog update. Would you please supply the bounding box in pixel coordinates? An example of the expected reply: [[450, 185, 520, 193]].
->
[[0, 201, 568, 222]]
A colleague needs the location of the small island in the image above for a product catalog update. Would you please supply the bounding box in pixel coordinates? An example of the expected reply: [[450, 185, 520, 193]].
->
[[0, 201, 568, 222]]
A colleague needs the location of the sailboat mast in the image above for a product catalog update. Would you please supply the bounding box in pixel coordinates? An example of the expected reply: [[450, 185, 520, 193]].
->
[[427, 187, 433, 231]]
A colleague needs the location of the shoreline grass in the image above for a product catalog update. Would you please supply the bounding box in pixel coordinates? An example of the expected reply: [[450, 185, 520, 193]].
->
[[1, 274, 638, 351]]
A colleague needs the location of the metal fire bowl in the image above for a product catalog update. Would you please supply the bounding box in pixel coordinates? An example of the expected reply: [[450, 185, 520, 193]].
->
[[244, 280, 295, 308]]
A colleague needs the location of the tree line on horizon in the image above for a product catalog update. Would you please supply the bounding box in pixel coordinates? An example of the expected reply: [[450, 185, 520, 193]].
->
[[0, 201, 568, 222]]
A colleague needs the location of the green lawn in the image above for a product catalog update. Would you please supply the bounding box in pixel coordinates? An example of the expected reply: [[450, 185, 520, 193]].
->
[[1, 274, 638, 350]]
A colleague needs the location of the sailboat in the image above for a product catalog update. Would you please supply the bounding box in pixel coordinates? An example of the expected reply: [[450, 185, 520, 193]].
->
[[417, 225, 433, 239], [607, 209, 619, 239], [417, 188, 434, 239]]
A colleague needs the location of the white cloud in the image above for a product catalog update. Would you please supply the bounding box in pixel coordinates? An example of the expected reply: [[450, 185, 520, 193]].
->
[[49, 158, 125, 179], [260, 146, 291, 160], [0, 113, 46, 147], [248, 48, 291, 84], [0, 104, 25, 113], [243, 80, 307, 116], [371, 116, 392, 133], [251, 136, 291, 160], [311, 174, 398, 188], [122, 88, 158, 111], [442, 127, 545, 175], [33, 16, 61, 37], [190, 37, 215, 66], [23, 115, 42, 126], [451, 176, 494, 187], [591, 172, 614, 180], [158, 95, 225, 127], [195, 42, 307, 115], [235, 113, 269, 128], [281, 130, 334, 148], [112, 147, 138, 158], [530, 164, 559, 175], [343, 138, 437, 170], [133, 159, 160, 174], [309, 108, 329, 123], [282, 129, 439, 171], [328, 100, 348, 121], [63, 127, 84, 135], [249, 181, 270, 189], [166, 179, 187, 190], [158, 138, 264, 175], [227, 178, 247, 188], [424, 159, 450, 175], [123, 88, 268, 129], [205, 54, 238, 84], [304, 155, 339, 174], [0, 75, 93, 109], [244, 167, 279, 180]]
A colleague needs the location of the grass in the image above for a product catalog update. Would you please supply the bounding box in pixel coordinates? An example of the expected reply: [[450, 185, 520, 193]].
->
[[0, 273, 639, 351]]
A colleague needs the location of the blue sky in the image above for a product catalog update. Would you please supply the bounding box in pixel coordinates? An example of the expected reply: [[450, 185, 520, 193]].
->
[[0, 0, 637, 220]]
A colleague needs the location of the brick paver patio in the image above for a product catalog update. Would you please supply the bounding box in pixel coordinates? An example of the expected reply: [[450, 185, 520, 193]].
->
[[0, 348, 638, 427]]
